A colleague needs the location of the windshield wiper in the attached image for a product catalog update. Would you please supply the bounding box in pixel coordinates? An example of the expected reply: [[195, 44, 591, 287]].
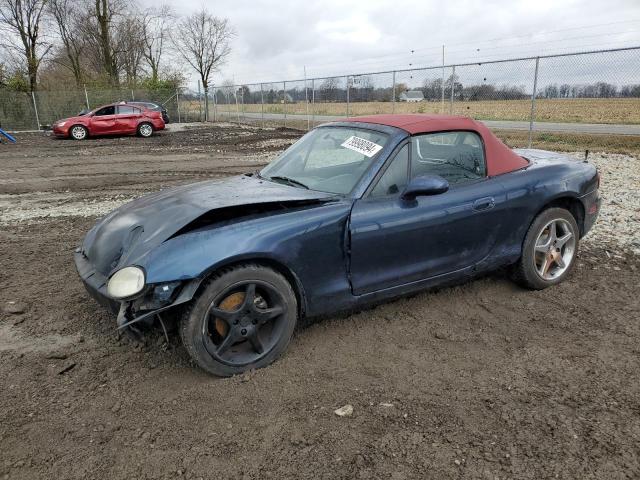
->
[[267, 175, 309, 190]]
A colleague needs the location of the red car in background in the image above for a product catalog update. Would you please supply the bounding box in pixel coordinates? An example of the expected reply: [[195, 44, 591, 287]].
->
[[52, 102, 165, 140]]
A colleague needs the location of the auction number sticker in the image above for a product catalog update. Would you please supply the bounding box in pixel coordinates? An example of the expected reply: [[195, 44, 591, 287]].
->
[[341, 136, 383, 157]]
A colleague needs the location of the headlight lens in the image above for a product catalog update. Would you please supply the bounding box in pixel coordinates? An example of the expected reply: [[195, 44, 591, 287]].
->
[[57, 121, 66, 127], [107, 266, 145, 299]]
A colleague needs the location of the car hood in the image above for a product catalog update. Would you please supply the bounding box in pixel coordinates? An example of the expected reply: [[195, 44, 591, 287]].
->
[[56, 115, 84, 124], [81, 175, 337, 277]]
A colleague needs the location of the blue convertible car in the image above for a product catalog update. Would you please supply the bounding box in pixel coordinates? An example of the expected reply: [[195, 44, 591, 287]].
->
[[75, 114, 600, 376]]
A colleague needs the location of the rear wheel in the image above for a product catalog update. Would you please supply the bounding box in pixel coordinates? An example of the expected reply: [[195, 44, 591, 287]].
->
[[70, 125, 88, 140], [513, 207, 579, 290], [137, 122, 153, 138], [180, 264, 297, 376]]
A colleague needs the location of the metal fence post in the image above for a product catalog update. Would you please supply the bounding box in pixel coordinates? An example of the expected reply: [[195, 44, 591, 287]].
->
[[212, 87, 217, 122], [176, 90, 181, 123], [392, 71, 396, 113], [346, 75, 350, 117], [449, 65, 455, 114], [260, 83, 265, 128], [305, 76, 310, 131], [441, 45, 446, 114], [311, 78, 315, 128], [242, 89, 246, 121], [84, 84, 90, 110], [235, 88, 240, 122], [31, 91, 40, 130], [197, 81, 202, 122], [283, 81, 287, 128], [528, 57, 540, 148]]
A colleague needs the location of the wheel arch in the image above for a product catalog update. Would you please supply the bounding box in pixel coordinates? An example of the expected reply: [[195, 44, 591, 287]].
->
[[193, 256, 308, 319], [534, 195, 585, 237]]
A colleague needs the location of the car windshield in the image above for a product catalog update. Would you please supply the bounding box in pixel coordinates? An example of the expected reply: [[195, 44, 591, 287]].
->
[[260, 126, 389, 194]]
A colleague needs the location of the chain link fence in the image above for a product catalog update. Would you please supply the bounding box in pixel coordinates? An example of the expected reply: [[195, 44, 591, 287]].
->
[[0, 86, 189, 131], [205, 46, 640, 153], [1, 47, 639, 153]]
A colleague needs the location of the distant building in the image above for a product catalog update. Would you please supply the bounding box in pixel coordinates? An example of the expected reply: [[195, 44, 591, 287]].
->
[[399, 90, 424, 102]]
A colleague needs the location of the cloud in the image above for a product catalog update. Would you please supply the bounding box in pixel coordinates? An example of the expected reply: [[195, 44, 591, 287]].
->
[[142, 0, 640, 88]]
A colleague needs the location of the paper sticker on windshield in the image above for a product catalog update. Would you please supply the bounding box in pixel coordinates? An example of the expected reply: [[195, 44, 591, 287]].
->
[[341, 136, 383, 157]]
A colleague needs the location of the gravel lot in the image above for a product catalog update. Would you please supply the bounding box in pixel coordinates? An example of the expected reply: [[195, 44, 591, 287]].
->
[[1, 125, 639, 479]]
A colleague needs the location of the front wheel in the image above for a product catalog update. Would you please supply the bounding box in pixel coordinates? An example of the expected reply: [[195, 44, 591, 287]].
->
[[512, 207, 579, 290], [137, 122, 153, 138], [180, 264, 298, 376], [70, 125, 88, 140]]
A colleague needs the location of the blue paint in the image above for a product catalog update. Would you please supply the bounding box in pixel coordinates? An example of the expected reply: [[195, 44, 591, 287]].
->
[[75, 124, 600, 323], [0, 128, 17, 143]]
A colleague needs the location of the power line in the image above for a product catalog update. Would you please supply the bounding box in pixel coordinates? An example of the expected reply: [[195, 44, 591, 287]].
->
[[225, 25, 640, 84]]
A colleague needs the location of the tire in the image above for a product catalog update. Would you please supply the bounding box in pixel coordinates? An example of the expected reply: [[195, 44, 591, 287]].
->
[[180, 264, 298, 377], [512, 207, 579, 290], [137, 122, 153, 138], [69, 125, 88, 140]]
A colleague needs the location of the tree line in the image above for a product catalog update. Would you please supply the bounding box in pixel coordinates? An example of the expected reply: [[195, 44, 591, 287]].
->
[[0, 0, 233, 102]]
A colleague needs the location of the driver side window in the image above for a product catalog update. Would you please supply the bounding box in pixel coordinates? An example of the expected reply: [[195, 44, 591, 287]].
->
[[370, 145, 409, 197], [94, 106, 115, 116], [410, 131, 486, 185]]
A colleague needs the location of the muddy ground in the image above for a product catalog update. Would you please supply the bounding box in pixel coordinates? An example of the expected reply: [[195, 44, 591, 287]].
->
[[1, 124, 639, 480]]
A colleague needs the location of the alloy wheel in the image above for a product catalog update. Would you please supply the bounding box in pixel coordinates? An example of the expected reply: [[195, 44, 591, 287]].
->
[[139, 124, 153, 137], [201, 281, 287, 366], [71, 126, 86, 140], [533, 218, 576, 280]]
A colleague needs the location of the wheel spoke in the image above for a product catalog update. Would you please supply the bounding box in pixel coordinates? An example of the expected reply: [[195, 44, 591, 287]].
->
[[556, 231, 573, 248], [248, 332, 264, 354], [241, 283, 256, 309], [209, 307, 236, 322], [554, 252, 566, 268], [535, 241, 549, 253], [255, 305, 284, 325], [216, 331, 236, 355], [548, 221, 557, 243], [537, 256, 549, 276]]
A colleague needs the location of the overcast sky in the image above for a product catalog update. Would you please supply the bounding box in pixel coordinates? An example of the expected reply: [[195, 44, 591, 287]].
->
[[143, 0, 640, 89]]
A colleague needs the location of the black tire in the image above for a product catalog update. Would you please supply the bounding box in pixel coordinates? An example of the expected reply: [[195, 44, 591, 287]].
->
[[69, 125, 88, 140], [512, 207, 579, 290], [180, 264, 297, 377], [137, 122, 153, 138]]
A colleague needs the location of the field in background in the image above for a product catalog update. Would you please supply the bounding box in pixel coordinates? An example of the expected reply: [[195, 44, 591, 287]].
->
[[200, 98, 640, 125]]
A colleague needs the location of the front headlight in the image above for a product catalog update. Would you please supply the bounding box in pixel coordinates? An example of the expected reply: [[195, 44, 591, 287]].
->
[[57, 121, 66, 127], [107, 266, 145, 299]]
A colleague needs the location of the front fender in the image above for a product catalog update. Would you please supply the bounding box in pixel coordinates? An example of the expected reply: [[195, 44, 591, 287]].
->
[[132, 202, 353, 316]]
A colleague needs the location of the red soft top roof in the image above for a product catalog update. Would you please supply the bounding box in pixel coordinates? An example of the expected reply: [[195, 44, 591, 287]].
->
[[342, 114, 528, 176]]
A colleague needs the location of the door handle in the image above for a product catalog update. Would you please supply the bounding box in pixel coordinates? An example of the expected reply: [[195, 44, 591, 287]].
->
[[473, 197, 495, 212]]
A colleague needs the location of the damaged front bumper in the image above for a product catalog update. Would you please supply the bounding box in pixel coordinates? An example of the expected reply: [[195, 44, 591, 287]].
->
[[74, 248, 201, 335]]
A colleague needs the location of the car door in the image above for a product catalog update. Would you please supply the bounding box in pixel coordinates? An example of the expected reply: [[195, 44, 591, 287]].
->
[[349, 131, 508, 296], [116, 105, 143, 133], [89, 106, 117, 134]]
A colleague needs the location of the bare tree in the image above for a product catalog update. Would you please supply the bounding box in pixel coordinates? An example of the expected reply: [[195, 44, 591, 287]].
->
[[0, 0, 51, 92], [91, 0, 120, 84], [115, 13, 144, 85], [48, 0, 87, 86], [174, 8, 233, 120], [141, 4, 173, 82]]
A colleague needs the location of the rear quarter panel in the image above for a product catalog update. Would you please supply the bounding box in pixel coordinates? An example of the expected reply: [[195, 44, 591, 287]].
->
[[484, 149, 598, 268]]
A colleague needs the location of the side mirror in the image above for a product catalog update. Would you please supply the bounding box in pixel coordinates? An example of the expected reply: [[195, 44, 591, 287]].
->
[[401, 175, 449, 200], [78, 109, 89, 116]]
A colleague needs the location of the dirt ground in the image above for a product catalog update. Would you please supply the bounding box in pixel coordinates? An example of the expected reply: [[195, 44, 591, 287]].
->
[[1, 125, 639, 480]]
